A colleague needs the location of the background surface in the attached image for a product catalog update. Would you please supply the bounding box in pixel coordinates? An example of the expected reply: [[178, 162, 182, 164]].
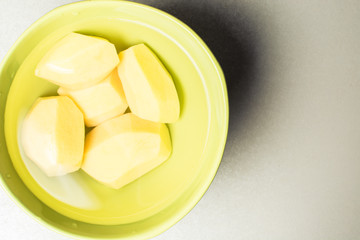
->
[[1, 0, 360, 239]]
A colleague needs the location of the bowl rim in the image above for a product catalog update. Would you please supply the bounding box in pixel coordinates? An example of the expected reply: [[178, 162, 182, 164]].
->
[[0, 1, 229, 239]]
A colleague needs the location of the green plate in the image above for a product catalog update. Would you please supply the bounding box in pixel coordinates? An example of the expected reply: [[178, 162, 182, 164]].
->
[[0, 1, 228, 239]]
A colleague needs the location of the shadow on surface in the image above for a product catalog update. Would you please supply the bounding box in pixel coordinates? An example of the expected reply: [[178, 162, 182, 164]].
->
[[135, 0, 265, 163]]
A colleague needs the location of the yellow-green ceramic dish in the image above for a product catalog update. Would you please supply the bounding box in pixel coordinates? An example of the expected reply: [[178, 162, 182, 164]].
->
[[0, 1, 228, 239]]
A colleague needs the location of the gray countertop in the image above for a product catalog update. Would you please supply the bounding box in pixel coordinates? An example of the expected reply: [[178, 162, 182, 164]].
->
[[1, 0, 360, 239]]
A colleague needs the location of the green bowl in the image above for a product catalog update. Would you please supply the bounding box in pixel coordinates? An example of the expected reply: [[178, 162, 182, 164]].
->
[[0, 1, 228, 239]]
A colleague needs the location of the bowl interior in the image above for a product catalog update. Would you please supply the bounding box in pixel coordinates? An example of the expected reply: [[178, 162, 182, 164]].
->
[[0, 1, 227, 239]]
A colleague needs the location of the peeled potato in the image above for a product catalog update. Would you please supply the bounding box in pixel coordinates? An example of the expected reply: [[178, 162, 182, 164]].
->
[[117, 44, 180, 123], [82, 113, 172, 189], [21, 96, 84, 177], [58, 69, 128, 127], [35, 33, 119, 90]]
